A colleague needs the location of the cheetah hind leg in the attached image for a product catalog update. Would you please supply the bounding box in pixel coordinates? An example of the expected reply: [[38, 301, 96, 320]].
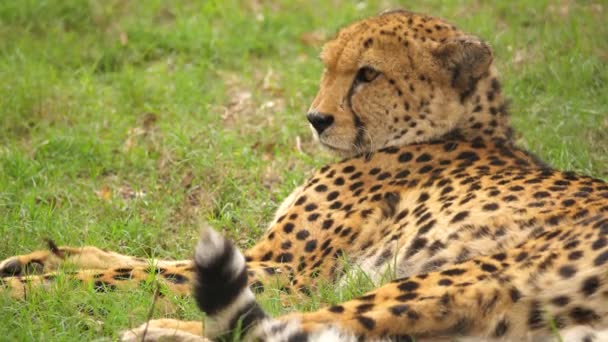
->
[[0, 240, 158, 277], [0, 258, 195, 299], [1, 232, 294, 304]]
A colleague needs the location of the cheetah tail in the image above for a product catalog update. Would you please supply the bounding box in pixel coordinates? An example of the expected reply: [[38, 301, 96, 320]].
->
[[193, 226, 268, 340]]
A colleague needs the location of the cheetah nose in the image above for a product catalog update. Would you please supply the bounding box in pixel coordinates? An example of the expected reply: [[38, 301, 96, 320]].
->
[[307, 112, 334, 134]]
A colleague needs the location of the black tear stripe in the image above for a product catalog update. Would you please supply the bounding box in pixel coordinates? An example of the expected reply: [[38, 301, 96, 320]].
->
[[353, 114, 367, 150], [346, 78, 368, 154]]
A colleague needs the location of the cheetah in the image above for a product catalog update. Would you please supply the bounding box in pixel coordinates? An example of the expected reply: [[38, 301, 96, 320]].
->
[[2, 10, 608, 341]]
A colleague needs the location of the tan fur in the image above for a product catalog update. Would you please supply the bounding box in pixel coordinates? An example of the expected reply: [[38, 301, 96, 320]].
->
[[309, 10, 509, 155], [1, 10, 607, 341]]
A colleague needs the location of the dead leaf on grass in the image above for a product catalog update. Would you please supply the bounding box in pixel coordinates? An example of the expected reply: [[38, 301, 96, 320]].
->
[[507, 44, 541, 66], [261, 68, 283, 95], [186, 186, 215, 209], [220, 90, 253, 127], [118, 184, 146, 200], [246, 0, 281, 15], [35, 195, 64, 209], [142, 112, 158, 130], [180, 170, 195, 189], [157, 148, 175, 178], [262, 164, 282, 190], [586, 126, 608, 176], [252, 141, 276, 161], [596, 48, 608, 63], [170, 185, 217, 227], [511, 48, 529, 64], [95, 182, 146, 202], [296, 136, 303, 154], [95, 185, 112, 202], [216, 70, 254, 126], [154, 6, 176, 25], [123, 127, 145, 152], [227, 91, 253, 111], [119, 31, 128, 46], [123, 112, 160, 152], [216, 68, 288, 131], [547, 0, 572, 17]]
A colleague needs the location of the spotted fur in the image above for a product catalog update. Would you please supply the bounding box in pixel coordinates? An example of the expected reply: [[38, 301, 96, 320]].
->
[[2, 10, 607, 341]]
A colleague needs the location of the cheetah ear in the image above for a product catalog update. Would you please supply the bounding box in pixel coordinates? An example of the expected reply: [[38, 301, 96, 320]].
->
[[432, 36, 493, 92]]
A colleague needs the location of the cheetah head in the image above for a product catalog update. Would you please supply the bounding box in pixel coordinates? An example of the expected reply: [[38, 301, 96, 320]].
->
[[308, 10, 508, 156]]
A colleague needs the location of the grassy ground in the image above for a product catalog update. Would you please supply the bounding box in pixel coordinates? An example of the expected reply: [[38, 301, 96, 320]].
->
[[0, 0, 606, 340]]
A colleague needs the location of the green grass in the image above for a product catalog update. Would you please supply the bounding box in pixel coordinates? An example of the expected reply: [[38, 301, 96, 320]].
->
[[0, 0, 606, 340]]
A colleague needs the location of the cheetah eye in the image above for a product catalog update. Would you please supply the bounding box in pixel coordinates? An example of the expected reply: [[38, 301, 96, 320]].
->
[[355, 66, 381, 84]]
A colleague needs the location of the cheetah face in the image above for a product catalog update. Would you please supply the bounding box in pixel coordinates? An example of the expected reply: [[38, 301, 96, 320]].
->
[[307, 10, 493, 156]]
